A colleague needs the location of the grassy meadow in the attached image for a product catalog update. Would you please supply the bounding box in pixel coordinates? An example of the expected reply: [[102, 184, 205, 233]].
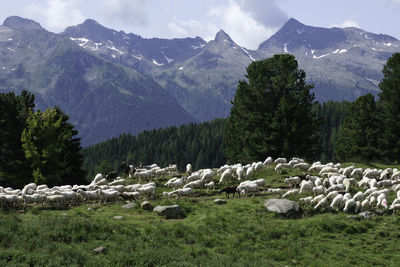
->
[[1, 163, 400, 266]]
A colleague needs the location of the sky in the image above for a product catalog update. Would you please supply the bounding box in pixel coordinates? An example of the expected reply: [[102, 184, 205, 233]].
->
[[0, 0, 399, 49]]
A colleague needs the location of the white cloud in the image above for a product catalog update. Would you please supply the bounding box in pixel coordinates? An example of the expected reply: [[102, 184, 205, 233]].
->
[[168, 18, 203, 37], [331, 19, 360, 28], [26, 0, 84, 32], [99, 0, 148, 26], [207, 2, 279, 49]]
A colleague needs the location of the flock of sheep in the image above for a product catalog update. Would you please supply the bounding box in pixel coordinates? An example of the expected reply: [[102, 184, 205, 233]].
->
[[1, 156, 400, 215]]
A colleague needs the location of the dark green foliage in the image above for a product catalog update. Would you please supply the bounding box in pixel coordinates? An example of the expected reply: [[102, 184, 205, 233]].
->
[[378, 53, 400, 163], [313, 101, 351, 162], [21, 107, 85, 186], [224, 54, 318, 163], [83, 119, 225, 179], [0, 90, 34, 188], [336, 94, 379, 162]]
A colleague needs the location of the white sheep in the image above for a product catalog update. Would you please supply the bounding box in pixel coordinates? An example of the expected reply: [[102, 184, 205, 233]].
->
[[201, 169, 215, 182], [219, 169, 233, 184], [312, 185, 325, 196], [314, 197, 328, 211], [205, 181, 215, 192], [284, 176, 302, 189], [263, 157, 273, 166], [274, 158, 287, 164], [184, 180, 204, 189], [293, 163, 310, 171], [330, 194, 344, 209], [282, 189, 299, 198], [311, 194, 325, 205], [343, 199, 356, 213], [275, 163, 291, 173], [299, 180, 313, 194], [100, 189, 120, 204], [169, 188, 193, 199], [186, 163, 193, 174], [299, 196, 313, 204], [239, 183, 259, 197]]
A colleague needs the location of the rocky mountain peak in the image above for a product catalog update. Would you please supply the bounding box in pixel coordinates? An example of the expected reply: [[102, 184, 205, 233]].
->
[[214, 29, 235, 44], [3, 16, 43, 31]]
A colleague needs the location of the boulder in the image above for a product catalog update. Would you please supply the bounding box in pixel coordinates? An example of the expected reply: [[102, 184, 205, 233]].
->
[[122, 202, 136, 209], [213, 199, 227, 205], [93, 246, 106, 254], [153, 205, 182, 219], [264, 198, 300, 217], [141, 201, 153, 210]]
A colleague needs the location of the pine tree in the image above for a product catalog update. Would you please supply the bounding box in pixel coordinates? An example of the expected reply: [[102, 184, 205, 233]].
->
[[378, 53, 400, 163], [21, 107, 85, 186], [224, 54, 317, 163], [0, 90, 35, 188], [336, 94, 378, 162]]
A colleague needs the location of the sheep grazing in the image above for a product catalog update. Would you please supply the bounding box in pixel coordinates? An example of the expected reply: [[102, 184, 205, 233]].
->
[[218, 186, 238, 198], [92, 173, 103, 184], [109, 178, 126, 186], [266, 188, 283, 195], [311, 194, 325, 205], [274, 158, 287, 164], [219, 169, 233, 184], [186, 163, 193, 174], [165, 178, 184, 189], [100, 190, 120, 204], [282, 189, 299, 198], [284, 176, 302, 189], [201, 169, 215, 182], [167, 188, 193, 199], [239, 183, 259, 197], [293, 163, 310, 171], [330, 194, 344, 209], [314, 197, 328, 211], [343, 199, 356, 213], [312, 185, 325, 196], [299, 196, 313, 204], [299, 180, 313, 194], [136, 185, 156, 199], [184, 180, 204, 190], [236, 166, 244, 180], [204, 181, 215, 192], [263, 157, 273, 166], [187, 172, 201, 182], [246, 166, 254, 178], [22, 183, 37, 195], [275, 163, 291, 173]]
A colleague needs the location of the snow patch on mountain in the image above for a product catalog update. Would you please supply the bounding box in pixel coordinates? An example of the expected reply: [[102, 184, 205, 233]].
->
[[152, 59, 164, 66], [70, 37, 90, 47], [241, 47, 255, 61]]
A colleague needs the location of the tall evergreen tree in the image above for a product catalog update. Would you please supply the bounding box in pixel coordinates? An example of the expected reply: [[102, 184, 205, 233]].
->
[[335, 94, 379, 162], [378, 53, 400, 163], [0, 90, 35, 188], [224, 54, 318, 163], [21, 107, 85, 186]]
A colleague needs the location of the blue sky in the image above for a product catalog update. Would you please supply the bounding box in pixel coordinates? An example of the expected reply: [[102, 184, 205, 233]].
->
[[0, 0, 399, 49]]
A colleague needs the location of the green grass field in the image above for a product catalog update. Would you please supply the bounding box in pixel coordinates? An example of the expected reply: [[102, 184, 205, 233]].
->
[[1, 163, 400, 266]]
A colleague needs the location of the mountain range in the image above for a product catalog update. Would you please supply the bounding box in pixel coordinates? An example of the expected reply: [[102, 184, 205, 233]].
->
[[0, 16, 399, 146]]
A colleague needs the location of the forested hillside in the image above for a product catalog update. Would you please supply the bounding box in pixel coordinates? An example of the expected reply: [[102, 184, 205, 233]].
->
[[82, 119, 225, 179], [82, 102, 349, 180]]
